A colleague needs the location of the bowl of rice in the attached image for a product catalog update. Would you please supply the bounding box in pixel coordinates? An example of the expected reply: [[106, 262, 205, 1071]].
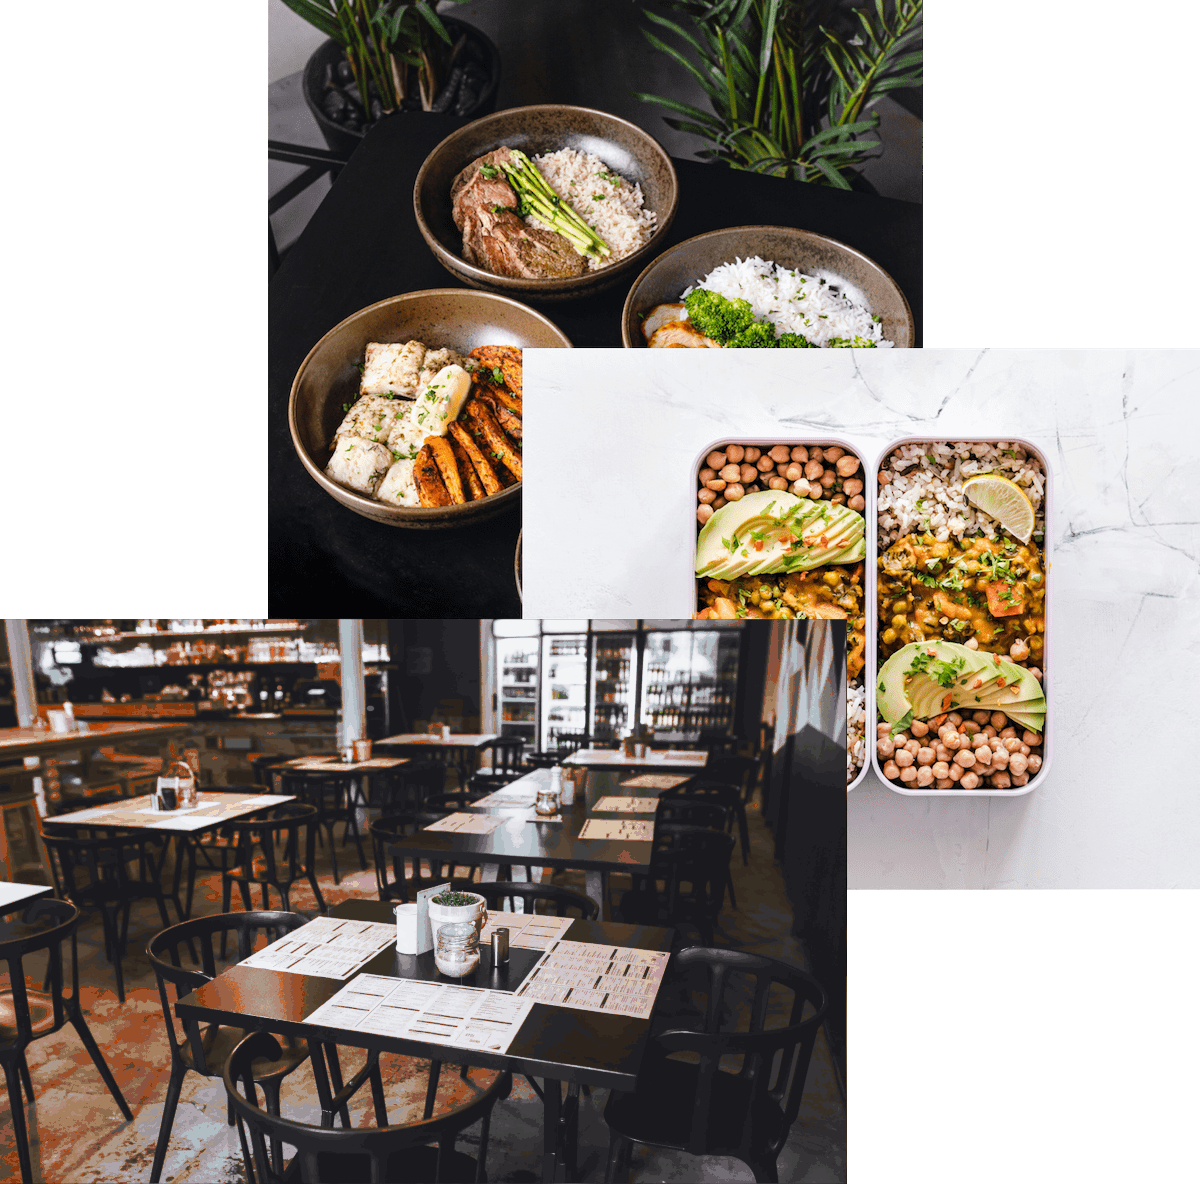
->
[[621, 226, 914, 348], [415, 104, 678, 302]]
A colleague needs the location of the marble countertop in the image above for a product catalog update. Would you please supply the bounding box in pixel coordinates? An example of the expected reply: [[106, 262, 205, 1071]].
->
[[525, 348, 1199, 887]]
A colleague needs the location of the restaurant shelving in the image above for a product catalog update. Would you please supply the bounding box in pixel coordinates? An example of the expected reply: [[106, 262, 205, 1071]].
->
[[497, 637, 539, 745], [541, 633, 588, 748], [590, 633, 637, 742], [640, 629, 741, 735]]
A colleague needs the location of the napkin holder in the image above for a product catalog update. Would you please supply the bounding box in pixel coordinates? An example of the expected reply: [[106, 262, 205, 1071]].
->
[[410, 883, 447, 955]]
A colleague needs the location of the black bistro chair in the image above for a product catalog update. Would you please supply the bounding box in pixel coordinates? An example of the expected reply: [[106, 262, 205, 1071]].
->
[[423, 790, 488, 811], [1, 899, 134, 1184], [661, 778, 751, 866], [473, 881, 598, 920], [369, 812, 460, 904], [705, 754, 762, 803], [469, 737, 525, 792], [280, 770, 367, 885], [554, 731, 589, 759], [618, 824, 735, 947], [40, 827, 179, 1002], [604, 947, 829, 1184], [225, 1030, 511, 1183], [220, 802, 327, 934], [656, 799, 738, 908]]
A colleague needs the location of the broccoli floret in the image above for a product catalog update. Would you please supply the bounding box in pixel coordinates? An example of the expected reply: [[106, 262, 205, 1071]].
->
[[726, 321, 780, 349], [826, 335, 878, 348], [683, 289, 756, 343], [776, 331, 815, 348]]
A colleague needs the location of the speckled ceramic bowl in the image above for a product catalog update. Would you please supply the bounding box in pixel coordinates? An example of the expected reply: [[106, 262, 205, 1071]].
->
[[414, 104, 678, 302], [620, 226, 914, 348], [289, 289, 570, 529]]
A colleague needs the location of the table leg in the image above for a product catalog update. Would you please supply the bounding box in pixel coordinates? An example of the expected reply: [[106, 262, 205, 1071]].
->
[[308, 1042, 338, 1128], [583, 870, 610, 920], [541, 1077, 562, 1184]]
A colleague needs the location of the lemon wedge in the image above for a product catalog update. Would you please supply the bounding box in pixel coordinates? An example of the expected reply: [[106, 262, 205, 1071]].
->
[[961, 474, 1035, 543]]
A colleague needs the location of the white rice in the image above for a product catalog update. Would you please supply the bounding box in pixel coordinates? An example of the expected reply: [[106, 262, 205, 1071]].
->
[[847, 680, 866, 783], [877, 441, 1046, 548], [682, 256, 891, 347], [527, 149, 656, 271]]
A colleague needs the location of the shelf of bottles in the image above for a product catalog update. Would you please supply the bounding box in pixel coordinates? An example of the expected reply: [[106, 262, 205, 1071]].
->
[[591, 634, 635, 742], [542, 633, 588, 748], [640, 629, 740, 734], [497, 637, 539, 742]]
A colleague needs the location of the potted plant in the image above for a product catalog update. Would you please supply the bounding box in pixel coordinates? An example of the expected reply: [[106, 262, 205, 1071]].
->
[[279, 0, 501, 157], [427, 888, 487, 936], [636, 0, 922, 189]]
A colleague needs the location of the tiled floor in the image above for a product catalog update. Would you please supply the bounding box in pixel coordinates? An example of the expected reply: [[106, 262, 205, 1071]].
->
[[270, 0, 920, 254], [1, 791, 845, 1183]]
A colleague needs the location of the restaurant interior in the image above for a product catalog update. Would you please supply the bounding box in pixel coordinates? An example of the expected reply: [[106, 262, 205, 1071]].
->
[[0, 618, 846, 1183]]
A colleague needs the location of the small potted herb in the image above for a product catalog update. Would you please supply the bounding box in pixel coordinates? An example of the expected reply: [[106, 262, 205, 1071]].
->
[[427, 888, 487, 936]]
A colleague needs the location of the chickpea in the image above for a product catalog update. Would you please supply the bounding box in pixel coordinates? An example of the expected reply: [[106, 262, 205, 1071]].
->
[[881, 627, 897, 644], [971, 710, 990, 725], [1027, 754, 1042, 774], [725, 483, 745, 501], [877, 737, 895, 759], [820, 469, 837, 489], [990, 712, 1008, 730], [790, 480, 808, 497], [877, 723, 892, 737], [696, 505, 713, 525], [809, 447, 824, 462], [740, 464, 758, 485], [935, 745, 951, 763], [768, 444, 791, 463], [975, 746, 992, 766], [806, 482, 824, 499], [1018, 743, 1031, 756], [932, 760, 950, 779], [1003, 737, 1020, 754], [706, 450, 727, 469], [804, 459, 823, 480], [953, 750, 976, 769], [712, 496, 726, 510], [1000, 726, 1017, 739], [698, 488, 716, 505], [756, 455, 775, 473], [947, 763, 963, 782], [848, 495, 866, 511], [983, 725, 997, 739], [1028, 667, 1043, 681], [960, 720, 980, 736], [843, 478, 864, 496], [768, 476, 789, 490], [891, 614, 907, 630], [705, 478, 726, 492], [831, 493, 847, 505], [822, 445, 844, 462], [905, 739, 921, 756], [972, 732, 990, 749], [785, 463, 803, 482], [698, 467, 715, 484], [935, 778, 955, 790], [882, 759, 900, 780], [899, 765, 917, 783], [725, 444, 745, 463], [835, 455, 860, 477], [878, 470, 892, 485], [718, 464, 739, 483], [892, 732, 909, 745], [909, 720, 929, 738], [790, 446, 808, 462], [942, 731, 961, 751], [743, 447, 761, 462], [991, 746, 1009, 769], [1009, 752, 1028, 776], [947, 713, 964, 727], [894, 749, 914, 768], [989, 770, 1012, 789], [916, 766, 934, 787], [1010, 638, 1030, 662], [916, 747, 935, 766], [964, 637, 979, 650], [959, 772, 980, 790], [1010, 771, 1029, 787], [1022, 730, 1042, 747]]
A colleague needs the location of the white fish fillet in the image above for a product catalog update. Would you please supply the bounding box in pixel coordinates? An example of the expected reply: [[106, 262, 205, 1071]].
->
[[325, 436, 392, 496], [416, 348, 470, 395], [360, 341, 426, 398], [376, 459, 419, 506], [333, 395, 406, 444]]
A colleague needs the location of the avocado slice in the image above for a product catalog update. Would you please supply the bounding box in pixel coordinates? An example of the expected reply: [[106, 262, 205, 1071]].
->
[[695, 491, 865, 580]]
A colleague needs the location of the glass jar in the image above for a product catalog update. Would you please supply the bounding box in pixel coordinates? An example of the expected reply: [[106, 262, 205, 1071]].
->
[[434, 921, 480, 978], [535, 781, 560, 817], [167, 758, 197, 809]]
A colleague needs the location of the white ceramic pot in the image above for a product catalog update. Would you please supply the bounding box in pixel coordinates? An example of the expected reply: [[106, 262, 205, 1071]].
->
[[427, 892, 487, 941]]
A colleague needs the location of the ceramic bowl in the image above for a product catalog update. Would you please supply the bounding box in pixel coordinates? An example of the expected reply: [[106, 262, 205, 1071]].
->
[[414, 104, 678, 302], [290, 289, 570, 528], [620, 225, 915, 347]]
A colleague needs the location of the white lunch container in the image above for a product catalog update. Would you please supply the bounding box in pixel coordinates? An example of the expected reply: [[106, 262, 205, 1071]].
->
[[869, 436, 1053, 798], [689, 435, 873, 791]]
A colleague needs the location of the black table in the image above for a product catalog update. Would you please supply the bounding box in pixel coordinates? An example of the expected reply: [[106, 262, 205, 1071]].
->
[[0, 882, 53, 915], [387, 767, 661, 918], [269, 111, 922, 614], [176, 897, 673, 1182]]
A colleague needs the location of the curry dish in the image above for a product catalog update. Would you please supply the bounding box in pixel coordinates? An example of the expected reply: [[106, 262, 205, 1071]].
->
[[877, 534, 1045, 662], [696, 564, 866, 680]]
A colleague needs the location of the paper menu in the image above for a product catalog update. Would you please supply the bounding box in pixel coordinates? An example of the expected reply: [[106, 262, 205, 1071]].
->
[[473, 785, 538, 807], [303, 975, 533, 1055], [594, 796, 659, 813], [577, 818, 654, 842], [478, 911, 573, 950], [423, 812, 506, 835], [514, 940, 670, 1020], [238, 917, 398, 979], [618, 774, 693, 790]]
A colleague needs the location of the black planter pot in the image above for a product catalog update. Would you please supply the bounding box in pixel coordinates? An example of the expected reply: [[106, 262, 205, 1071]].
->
[[302, 19, 501, 159]]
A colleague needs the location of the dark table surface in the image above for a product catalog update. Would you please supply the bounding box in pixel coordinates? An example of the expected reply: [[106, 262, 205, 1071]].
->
[[176, 897, 673, 1090], [269, 112, 922, 614]]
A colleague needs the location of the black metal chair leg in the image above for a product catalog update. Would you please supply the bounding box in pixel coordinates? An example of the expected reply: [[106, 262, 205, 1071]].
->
[[307, 870, 327, 913], [423, 1059, 442, 1119], [259, 1077, 284, 1175], [71, 1013, 133, 1120], [325, 1043, 352, 1128], [149, 1058, 186, 1183], [4, 1061, 33, 1184], [17, 1056, 34, 1103], [604, 1130, 633, 1183], [220, 877, 233, 958], [368, 1052, 388, 1126], [326, 823, 341, 885]]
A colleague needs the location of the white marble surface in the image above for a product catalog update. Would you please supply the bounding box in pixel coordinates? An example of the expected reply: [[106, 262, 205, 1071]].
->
[[525, 348, 1200, 887]]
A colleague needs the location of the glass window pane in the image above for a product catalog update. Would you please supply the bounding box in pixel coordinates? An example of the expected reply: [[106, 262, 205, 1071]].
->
[[542, 619, 589, 633], [493, 619, 540, 637]]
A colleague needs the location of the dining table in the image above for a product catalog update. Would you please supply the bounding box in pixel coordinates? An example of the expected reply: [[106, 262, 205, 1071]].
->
[[175, 896, 674, 1182], [43, 790, 296, 919], [0, 721, 189, 763], [376, 732, 498, 788], [0, 880, 54, 916], [269, 111, 922, 615], [563, 747, 709, 772]]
